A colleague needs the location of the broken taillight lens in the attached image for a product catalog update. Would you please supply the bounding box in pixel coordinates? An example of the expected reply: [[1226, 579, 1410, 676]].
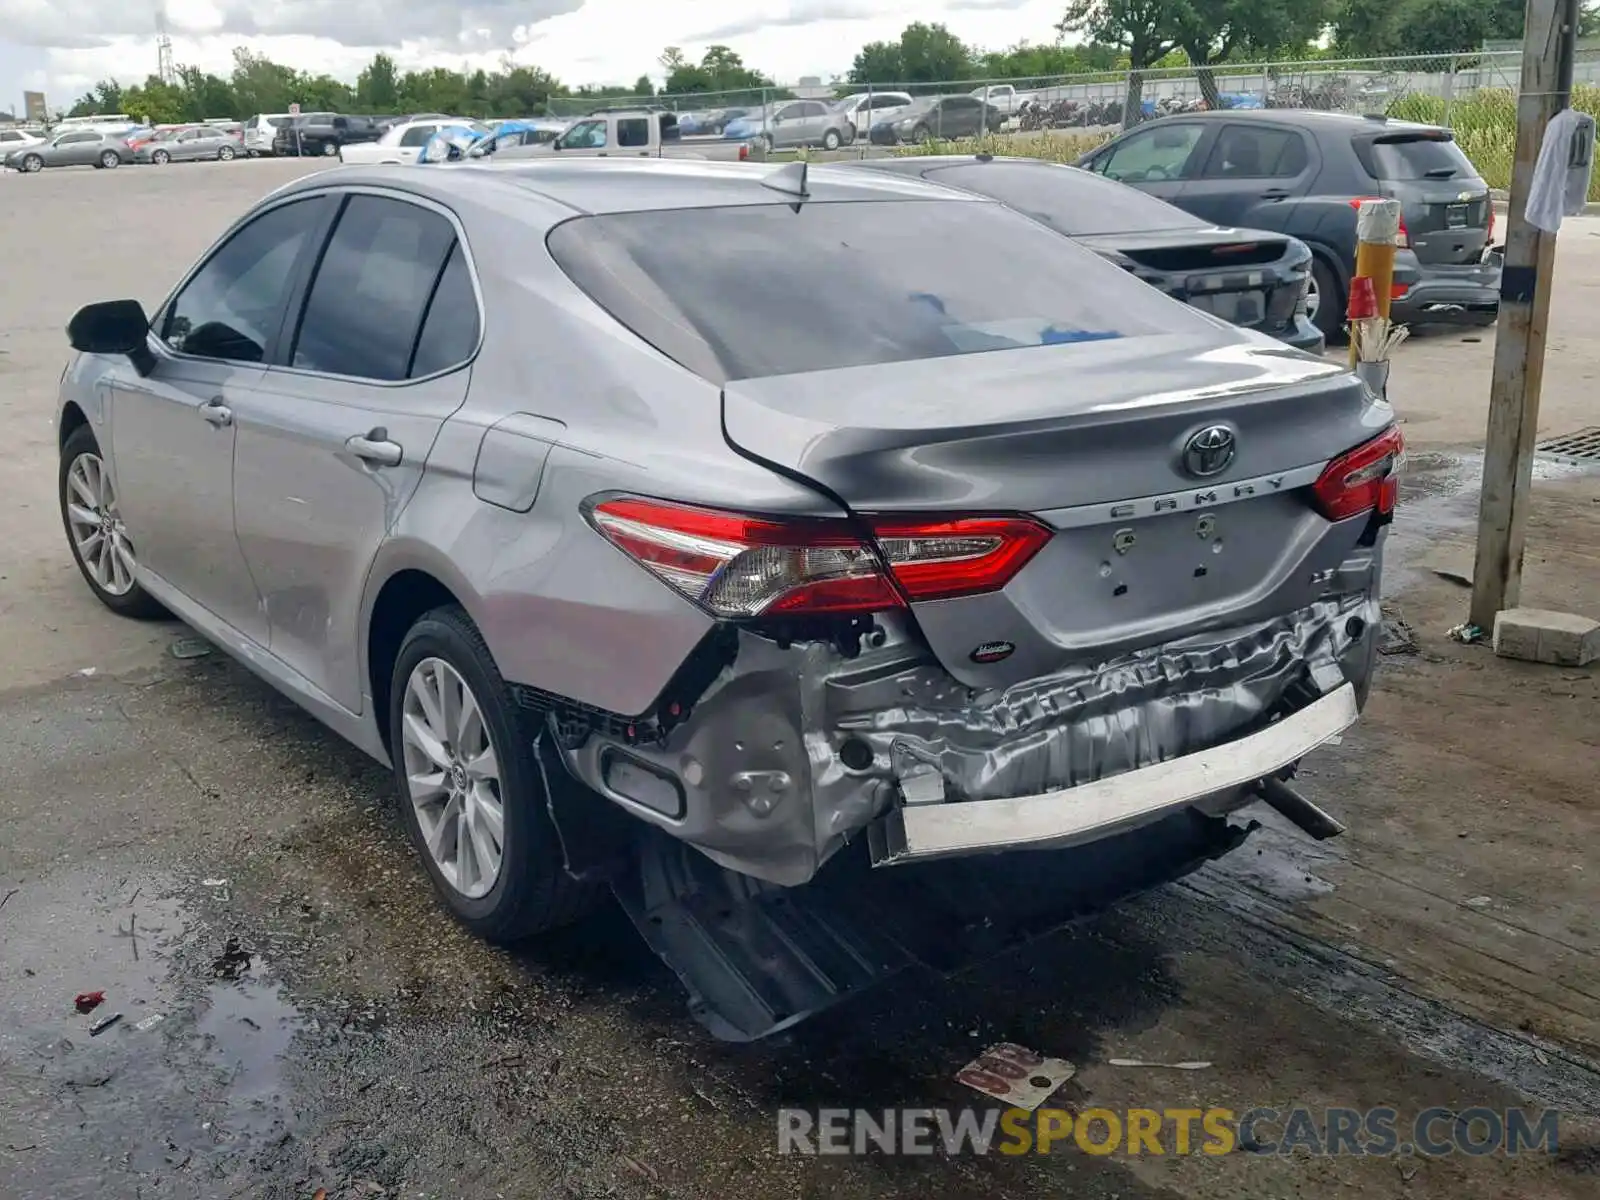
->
[[1311, 426, 1404, 522], [586, 496, 1051, 618]]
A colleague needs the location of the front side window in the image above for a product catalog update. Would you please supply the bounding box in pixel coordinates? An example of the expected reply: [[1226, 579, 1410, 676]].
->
[[559, 120, 606, 149], [288, 195, 459, 380], [162, 197, 325, 363], [1097, 123, 1205, 183]]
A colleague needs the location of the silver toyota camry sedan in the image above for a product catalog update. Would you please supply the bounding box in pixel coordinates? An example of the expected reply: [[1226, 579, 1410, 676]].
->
[[57, 158, 1400, 1039]]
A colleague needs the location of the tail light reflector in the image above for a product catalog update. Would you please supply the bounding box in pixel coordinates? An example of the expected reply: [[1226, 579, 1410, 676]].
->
[[1312, 426, 1404, 522], [1349, 197, 1408, 248], [586, 497, 1051, 618]]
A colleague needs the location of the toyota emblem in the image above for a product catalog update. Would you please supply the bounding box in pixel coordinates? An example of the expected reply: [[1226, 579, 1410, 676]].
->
[[1182, 425, 1236, 478]]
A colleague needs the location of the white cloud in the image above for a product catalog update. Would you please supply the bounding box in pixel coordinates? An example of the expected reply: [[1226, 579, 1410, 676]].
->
[[0, 0, 1070, 106]]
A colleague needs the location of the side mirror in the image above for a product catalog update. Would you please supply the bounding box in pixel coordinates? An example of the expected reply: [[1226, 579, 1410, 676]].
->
[[68, 299, 155, 375], [551, 139, 563, 150]]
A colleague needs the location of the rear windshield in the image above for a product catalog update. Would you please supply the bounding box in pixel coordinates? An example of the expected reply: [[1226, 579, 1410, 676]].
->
[[923, 161, 1206, 236], [546, 199, 1196, 383], [1357, 133, 1477, 180]]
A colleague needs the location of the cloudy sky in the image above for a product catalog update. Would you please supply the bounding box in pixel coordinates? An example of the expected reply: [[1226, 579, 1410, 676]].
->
[[0, 0, 1071, 109]]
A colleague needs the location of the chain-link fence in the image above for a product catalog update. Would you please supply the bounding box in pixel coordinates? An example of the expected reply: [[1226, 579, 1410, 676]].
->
[[546, 49, 1600, 139]]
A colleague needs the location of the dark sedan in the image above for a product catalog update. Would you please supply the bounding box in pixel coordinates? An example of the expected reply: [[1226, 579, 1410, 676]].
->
[[1077, 110, 1500, 338], [869, 95, 1006, 144], [841, 155, 1324, 353]]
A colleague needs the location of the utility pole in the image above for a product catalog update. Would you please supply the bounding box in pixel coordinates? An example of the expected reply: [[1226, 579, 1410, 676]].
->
[[1469, 0, 1582, 630]]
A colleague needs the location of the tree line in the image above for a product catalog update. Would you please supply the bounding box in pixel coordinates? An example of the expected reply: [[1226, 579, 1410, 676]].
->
[[66, 2, 1569, 125]]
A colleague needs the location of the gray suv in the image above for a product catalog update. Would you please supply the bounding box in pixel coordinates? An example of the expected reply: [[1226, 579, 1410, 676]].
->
[[1079, 109, 1500, 338]]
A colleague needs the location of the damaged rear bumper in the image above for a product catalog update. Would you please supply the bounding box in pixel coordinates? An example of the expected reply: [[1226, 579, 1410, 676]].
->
[[870, 681, 1357, 865], [550, 589, 1380, 887]]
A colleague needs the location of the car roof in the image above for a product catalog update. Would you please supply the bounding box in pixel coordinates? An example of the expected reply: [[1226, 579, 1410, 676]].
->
[[1145, 109, 1445, 136], [276, 157, 989, 217]]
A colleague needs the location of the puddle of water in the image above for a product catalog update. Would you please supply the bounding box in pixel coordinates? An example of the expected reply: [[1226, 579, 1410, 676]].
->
[[0, 867, 306, 1195]]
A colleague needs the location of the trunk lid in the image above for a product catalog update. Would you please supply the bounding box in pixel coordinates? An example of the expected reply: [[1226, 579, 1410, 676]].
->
[[1081, 228, 1305, 336], [1354, 128, 1490, 265], [723, 334, 1385, 683]]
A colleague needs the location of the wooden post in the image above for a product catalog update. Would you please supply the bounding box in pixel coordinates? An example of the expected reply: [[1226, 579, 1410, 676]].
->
[[1469, 0, 1580, 630], [1347, 199, 1402, 369]]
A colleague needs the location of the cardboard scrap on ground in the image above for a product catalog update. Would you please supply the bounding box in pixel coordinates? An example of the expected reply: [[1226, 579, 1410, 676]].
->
[[956, 1042, 1076, 1111]]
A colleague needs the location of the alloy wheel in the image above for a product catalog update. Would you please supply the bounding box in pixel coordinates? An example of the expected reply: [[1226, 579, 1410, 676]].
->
[[400, 657, 505, 900], [1304, 272, 1320, 322], [64, 452, 138, 596]]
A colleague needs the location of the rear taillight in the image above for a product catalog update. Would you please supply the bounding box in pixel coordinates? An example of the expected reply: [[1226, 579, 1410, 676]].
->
[[1349, 197, 1408, 248], [1311, 426, 1404, 522], [586, 496, 1051, 618]]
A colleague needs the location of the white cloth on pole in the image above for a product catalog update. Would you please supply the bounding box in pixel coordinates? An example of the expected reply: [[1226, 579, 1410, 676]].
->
[[1525, 108, 1595, 233]]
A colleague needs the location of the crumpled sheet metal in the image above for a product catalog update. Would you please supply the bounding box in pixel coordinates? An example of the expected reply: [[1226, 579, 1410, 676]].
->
[[823, 593, 1375, 805], [563, 592, 1376, 887]]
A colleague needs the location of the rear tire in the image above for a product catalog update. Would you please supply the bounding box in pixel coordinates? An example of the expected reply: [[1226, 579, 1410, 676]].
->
[[1309, 255, 1345, 343], [218, 145, 235, 161], [822, 128, 842, 151], [321, 141, 338, 156], [389, 605, 601, 942], [59, 425, 166, 620], [151, 149, 169, 165], [99, 151, 120, 169]]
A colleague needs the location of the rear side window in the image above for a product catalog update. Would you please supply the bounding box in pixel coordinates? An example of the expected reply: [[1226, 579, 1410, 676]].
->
[[617, 118, 650, 147], [290, 195, 458, 380], [1356, 133, 1477, 180], [409, 244, 480, 377], [925, 162, 1206, 235], [399, 124, 436, 147], [1199, 125, 1309, 178], [547, 199, 1196, 383]]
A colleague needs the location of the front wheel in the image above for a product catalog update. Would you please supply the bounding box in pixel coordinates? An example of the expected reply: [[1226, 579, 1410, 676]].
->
[[99, 151, 120, 169], [822, 128, 842, 151], [217, 145, 235, 161], [913, 124, 934, 144], [390, 606, 600, 941], [151, 149, 170, 165], [21, 153, 42, 172], [321, 141, 338, 157], [1308, 256, 1345, 342], [59, 425, 165, 619]]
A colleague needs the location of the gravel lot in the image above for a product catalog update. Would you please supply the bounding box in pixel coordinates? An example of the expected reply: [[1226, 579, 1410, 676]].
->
[[1, 159, 1597, 1200]]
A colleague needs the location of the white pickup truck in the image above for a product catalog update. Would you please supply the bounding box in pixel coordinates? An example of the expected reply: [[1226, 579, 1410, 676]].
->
[[969, 84, 1030, 120], [489, 109, 751, 162]]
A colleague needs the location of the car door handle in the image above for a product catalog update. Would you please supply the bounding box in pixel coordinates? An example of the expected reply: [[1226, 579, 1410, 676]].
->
[[1259, 188, 1291, 200], [345, 429, 403, 468], [200, 397, 232, 427]]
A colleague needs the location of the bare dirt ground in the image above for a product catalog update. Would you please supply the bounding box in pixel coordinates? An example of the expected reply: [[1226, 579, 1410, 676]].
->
[[0, 160, 1597, 1200]]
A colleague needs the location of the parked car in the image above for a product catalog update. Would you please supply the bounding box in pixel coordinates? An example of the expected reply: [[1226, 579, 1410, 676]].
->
[[869, 94, 1006, 144], [839, 155, 1323, 352], [134, 125, 241, 164], [677, 107, 749, 136], [969, 83, 1028, 119], [273, 113, 384, 157], [495, 110, 746, 161], [724, 100, 855, 151], [5, 129, 131, 171], [458, 119, 567, 159], [243, 113, 293, 156], [1078, 109, 1500, 338], [58, 158, 1396, 1041], [0, 128, 47, 155], [832, 91, 913, 139], [338, 118, 488, 165]]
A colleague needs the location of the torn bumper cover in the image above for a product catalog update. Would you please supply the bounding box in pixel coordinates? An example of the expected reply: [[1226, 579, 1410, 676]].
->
[[558, 591, 1379, 888]]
